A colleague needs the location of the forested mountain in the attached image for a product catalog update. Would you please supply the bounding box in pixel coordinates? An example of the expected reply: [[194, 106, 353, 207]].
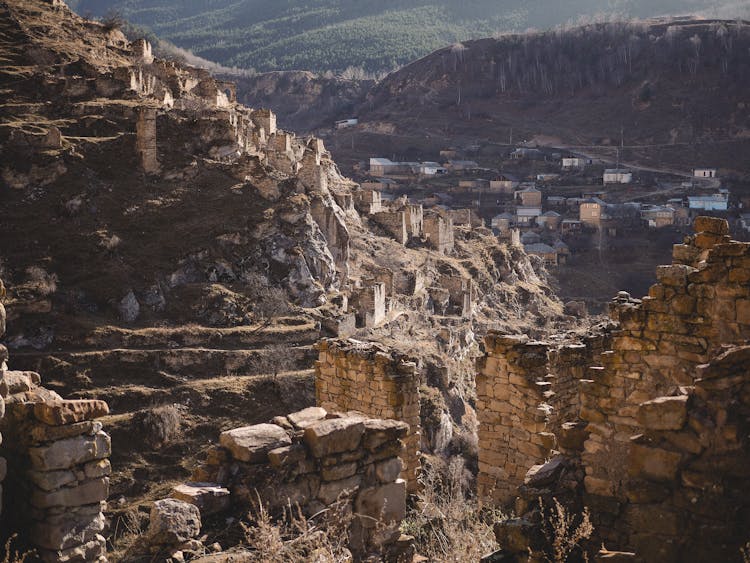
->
[[68, 0, 747, 73]]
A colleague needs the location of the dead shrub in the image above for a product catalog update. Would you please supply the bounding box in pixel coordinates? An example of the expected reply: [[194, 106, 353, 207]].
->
[[537, 497, 594, 563], [131, 404, 182, 449], [0, 534, 34, 563], [402, 457, 502, 561], [242, 493, 355, 562], [25, 266, 57, 296]]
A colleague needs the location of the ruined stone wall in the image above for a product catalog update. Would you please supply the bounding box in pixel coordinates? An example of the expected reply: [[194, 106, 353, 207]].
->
[[580, 217, 750, 503], [404, 204, 423, 238], [372, 211, 408, 245], [315, 340, 421, 492], [476, 335, 553, 504], [349, 283, 386, 328], [193, 407, 408, 557], [0, 282, 110, 562], [476, 330, 610, 505], [424, 214, 454, 254], [620, 345, 750, 562], [136, 107, 159, 174]]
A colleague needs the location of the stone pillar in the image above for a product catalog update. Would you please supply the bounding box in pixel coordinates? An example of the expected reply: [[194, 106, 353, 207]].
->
[[136, 108, 159, 174], [315, 340, 421, 492], [2, 399, 111, 562]]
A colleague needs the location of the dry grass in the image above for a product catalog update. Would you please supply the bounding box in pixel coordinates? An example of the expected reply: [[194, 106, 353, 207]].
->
[[402, 457, 502, 562]]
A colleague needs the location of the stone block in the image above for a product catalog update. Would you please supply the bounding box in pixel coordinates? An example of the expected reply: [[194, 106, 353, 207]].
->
[[32, 512, 105, 550], [219, 424, 291, 463], [304, 418, 365, 458], [523, 455, 565, 488], [28, 431, 111, 471], [636, 395, 688, 430], [321, 462, 358, 482], [655, 265, 696, 287], [147, 499, 201, 545], [693, 216, 729, 235], [287, 407, 327, 429], [628, 443, 682, 482], [171, 482, 231, 516], [34, 400, 109, 426], [267, 444, 307, 467], [30, 420, 102, 444], [354, 479, 406, 527], [317, 474, 362, 504], [374, 458, 403, 483], [32, 477, 109, 508]]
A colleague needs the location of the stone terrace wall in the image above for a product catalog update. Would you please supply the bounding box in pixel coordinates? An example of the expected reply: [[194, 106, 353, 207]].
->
[[192, 407, 409, 557], [315, 340, 421, 492]]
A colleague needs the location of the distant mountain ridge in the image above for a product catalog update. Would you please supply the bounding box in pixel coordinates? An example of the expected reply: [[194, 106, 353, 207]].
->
[[68, 0, 747, 73]]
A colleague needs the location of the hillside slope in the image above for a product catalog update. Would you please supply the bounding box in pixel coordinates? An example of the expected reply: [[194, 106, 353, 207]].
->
[[66, 0, 746, 73], [317, 18, 750, 176]]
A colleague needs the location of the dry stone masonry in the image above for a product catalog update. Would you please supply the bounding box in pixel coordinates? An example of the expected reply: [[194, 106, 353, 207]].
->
[[0, 280, 111, 562], [479, 218, 750, 562], [315, 340, 421, 491], [191, 407, 409, 558]]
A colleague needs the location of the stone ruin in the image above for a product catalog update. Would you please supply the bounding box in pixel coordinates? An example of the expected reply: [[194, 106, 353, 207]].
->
[[0, 282, 111, 562], [187, 407, 411, 558], [478, 217, 750, 562], [315, 340, 422, 492]]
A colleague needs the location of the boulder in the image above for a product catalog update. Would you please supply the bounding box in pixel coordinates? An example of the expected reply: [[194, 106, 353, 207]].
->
[[171, 483, 231, 516], [147, 499, 201, 545], [219, 424, 290, 463], [287, 407, 327, 429]]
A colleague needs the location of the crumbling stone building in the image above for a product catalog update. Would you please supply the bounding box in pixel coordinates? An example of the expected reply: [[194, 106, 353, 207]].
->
[[478, 217, 750, 562]]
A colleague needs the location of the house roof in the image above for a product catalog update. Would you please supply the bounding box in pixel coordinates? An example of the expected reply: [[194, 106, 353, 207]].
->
[[518, 186, 541, 193], [553, 240, 569, 250], [370, 158, 394, 166], [524, 243, 556, 254], [517, 207, 543, 216], [492, 212, 514, 220], [542, 211, 561, 217], [604, 168, 631, 174]]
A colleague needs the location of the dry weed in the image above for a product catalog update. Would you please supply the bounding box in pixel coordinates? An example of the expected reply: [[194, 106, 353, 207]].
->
[[538, 497, 594, 563], [1, 534, 35, 563], [742, 541, 750, 563], [242, 493, 355, 562], [402, 457, 502, 561]]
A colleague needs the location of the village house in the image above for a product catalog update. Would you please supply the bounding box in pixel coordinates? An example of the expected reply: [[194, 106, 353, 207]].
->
[[334, 118, 358, 129], [580, 197, 606, 226], [511, 147, 544, 160], [489, 173, 519, 193], [516, 206, 542, 226], [553, 240, 570, 264], [582, 189, 607, 200], [524, 242, 558, 266], [445, 159, 480, 171], [419, 162, 448, 175], [537, 210, 562, 230], [688, 192, 729, 211], [561, 157, 592, 169], [520, 231, 541, 245], [546, 196, 567, 207], [667, 202, 691, 226], [369, 158, 418, 177], [536, 173, 560, 183], [693, 167, 718, 178], [603, 168, 633, 184], [640, 205, 675, 228], [515, 185, 542, 207], [561, 219, 583, 234]]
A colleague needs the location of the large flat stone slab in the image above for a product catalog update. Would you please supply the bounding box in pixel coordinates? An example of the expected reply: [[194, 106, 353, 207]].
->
[[219, 423, 291, 463]]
